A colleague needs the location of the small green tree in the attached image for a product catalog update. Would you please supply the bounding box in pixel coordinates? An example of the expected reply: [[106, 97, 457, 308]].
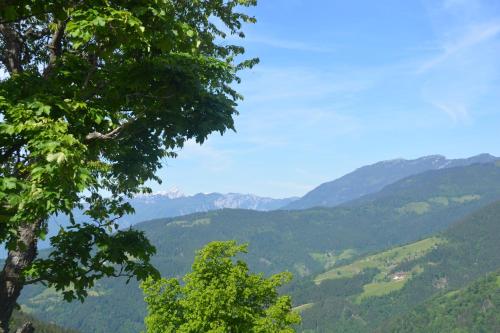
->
[[141, 241, 301, 333]]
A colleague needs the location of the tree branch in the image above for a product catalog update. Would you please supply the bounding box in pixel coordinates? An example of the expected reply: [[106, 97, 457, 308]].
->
[[82, 54, 98, 89], [0, 23, 23, 74], [85, 125, 124, 141], [0, 140, 25, 165], [15, 322, 34, 333], [85, 118, 136, 142], [43, 20, 67, 78]]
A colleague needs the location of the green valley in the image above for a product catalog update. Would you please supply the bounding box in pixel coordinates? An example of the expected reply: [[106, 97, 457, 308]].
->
[[18, 163, 500, 332], [293, 200, 500, 332]]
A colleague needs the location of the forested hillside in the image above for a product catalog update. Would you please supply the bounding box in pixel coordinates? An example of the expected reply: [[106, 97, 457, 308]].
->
[[18, 163, 500, 332], [31, 192, 296, 255], [293, 200, 500, 332], [379, 270, 500, 332]]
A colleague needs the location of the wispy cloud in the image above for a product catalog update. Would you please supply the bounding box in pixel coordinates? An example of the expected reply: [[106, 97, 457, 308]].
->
[[431, 101, 470, 122], [417, 0, 500, 122], [236, 66, 367, 148], [418, 21, 500, 73], [442, 0, 479, 10]]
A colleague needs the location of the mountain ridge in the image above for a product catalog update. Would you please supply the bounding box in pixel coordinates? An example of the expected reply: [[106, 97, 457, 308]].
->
[[285, 153, 499, 210], [112, 192, 298, 227]]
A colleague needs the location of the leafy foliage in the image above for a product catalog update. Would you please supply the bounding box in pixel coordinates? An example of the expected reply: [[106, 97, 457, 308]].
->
[[0, 0, 257, 313], [141, 241, 300, 333]]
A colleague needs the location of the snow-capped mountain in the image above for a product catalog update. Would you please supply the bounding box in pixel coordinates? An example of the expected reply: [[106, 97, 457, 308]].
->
[[124, 192, 297, 226], [134, 188, 186, 202]]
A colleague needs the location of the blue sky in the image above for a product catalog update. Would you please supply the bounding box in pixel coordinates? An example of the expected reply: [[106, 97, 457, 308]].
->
[[152, 0, 500, 198]]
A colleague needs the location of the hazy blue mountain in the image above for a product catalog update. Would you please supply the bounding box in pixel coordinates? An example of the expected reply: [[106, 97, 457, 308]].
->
[[50, 190, 295, 228], [285, 153, 498, 210], [115, 190, 297, 227]]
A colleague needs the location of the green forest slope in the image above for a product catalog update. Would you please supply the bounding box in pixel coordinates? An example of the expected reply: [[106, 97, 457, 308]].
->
[[293, 200, 500, 332], [379, 270, 500, 333], [18, 163, 500, 332]]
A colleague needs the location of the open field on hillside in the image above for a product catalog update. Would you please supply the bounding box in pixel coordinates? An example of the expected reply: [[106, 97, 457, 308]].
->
[[314, 237, 444, 285]]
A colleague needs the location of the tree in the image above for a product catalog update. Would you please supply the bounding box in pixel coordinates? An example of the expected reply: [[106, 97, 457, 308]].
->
[[141, 241, 301, 333], [0, 1, 258, 331]]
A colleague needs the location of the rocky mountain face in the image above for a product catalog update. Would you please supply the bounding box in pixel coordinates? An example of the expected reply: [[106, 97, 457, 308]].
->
[[123, 191, 297, 226]]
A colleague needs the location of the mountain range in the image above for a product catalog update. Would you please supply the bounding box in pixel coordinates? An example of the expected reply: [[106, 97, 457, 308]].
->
[[284, 153, 498, 210], [44, 154, 498, 233], [119, 191, 297, 226], [27, 191, 298, 255], [19, 160, 500, 332]]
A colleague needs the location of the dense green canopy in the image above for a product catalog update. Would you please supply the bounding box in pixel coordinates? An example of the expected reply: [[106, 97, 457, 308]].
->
[[0, 1, 257, 331], [141, 241, 301, 333]]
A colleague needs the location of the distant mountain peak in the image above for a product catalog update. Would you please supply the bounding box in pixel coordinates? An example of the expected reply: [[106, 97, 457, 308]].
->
[[136, 187, 186, 199], [285, 153, 499, 210], [419, 154, 445, 159], [155, 188, 185, 199], [113, 191, 298, 227]]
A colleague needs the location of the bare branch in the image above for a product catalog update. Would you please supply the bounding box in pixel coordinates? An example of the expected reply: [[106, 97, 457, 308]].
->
[[82, 54, 98, 89], [15, 322, 34, 333], [84, 114, 142, 142], [85, 125, 125, 141]]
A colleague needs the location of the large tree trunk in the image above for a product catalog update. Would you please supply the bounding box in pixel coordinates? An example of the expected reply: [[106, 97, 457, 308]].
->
[[0, 223, 39, 333]]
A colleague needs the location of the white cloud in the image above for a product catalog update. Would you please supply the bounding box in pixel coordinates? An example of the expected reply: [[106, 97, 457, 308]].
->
[[430, 101, 470, 122]]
